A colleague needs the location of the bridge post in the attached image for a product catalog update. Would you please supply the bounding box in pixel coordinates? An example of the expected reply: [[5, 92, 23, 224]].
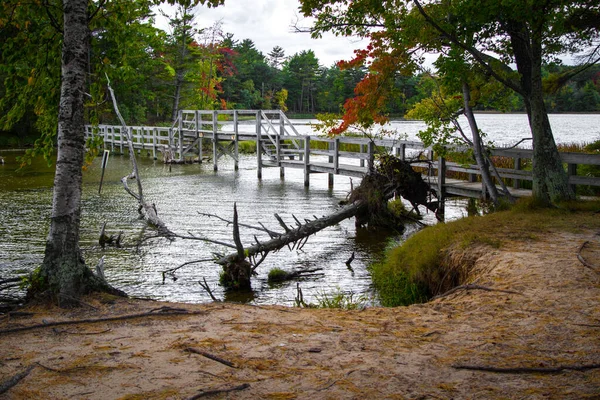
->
[[194, 110, 203, 164], [328, 141, 334, 187], [367, 141, 375, 173], [437, 154, 446, 218], [567, 163, 577, 194], [279, 113, 285, 178], [152, 128, 157, 159], [359, 144, 365, 168], [178, 110, 184, 162], [212, 110, 218, 171], [120, 127, 124, 154], [304, 136, 311, 186], [395, 143, 406, 161], [234, 110, 239, 171], [513, 157, 521, 189], [257, 111, 262, 179]]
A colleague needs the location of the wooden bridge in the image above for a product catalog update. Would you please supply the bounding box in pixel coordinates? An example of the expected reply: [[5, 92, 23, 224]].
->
[[85, 109, 600, 201]]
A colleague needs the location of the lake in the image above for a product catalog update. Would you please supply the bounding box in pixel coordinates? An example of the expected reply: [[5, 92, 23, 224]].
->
[[1, 113, 599, 305]]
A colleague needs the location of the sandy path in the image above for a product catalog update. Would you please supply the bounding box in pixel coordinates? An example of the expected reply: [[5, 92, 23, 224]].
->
[[1, 231, 599, 399]]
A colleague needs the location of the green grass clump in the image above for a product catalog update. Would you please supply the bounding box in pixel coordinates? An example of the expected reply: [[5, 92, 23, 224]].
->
[[371, 198, 600, 307], [267, 267, 289, 283], [238, 141, 257, 154], [314, 288, 368, 310]]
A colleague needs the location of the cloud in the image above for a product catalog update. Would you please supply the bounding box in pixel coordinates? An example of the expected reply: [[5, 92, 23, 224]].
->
[[154, 0, 368, 67]]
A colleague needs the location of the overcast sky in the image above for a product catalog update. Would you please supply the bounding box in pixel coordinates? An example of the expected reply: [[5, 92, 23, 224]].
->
[[154, 0, 369, 68]]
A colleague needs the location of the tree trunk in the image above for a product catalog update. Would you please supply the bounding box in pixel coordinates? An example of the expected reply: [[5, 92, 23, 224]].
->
[[38, 0, 125, 306], [462, 81, 500, 204], [528, 55, 573, 203], [509, 28, 573, 204]]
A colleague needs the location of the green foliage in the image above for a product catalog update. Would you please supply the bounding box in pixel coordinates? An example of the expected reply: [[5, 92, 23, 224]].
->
[[267, 267, 289, 283], [314, 288, 368, 310], [20, 266, 47, 293], [237, 140, 257, 154]]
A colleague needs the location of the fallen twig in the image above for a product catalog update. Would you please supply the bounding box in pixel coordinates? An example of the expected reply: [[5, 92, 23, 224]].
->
[[185, 347, 236, 368], [162, 259, 214, 283], [0, 309, 205, 335], [432, 284, 523, 300], [452, 363, 600, 374], [187, 383, 250, 399], [577, 241, 599, 272], [0, 365, 35, 395], [198, 278, 221, 302]]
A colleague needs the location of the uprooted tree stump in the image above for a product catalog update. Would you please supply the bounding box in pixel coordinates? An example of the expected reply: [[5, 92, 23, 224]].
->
[[213, 153, 438, 292]]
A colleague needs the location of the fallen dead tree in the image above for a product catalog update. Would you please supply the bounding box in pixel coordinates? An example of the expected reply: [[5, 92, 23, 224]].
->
[[106, 75, 174, 237], [201, 153, 439, 291]]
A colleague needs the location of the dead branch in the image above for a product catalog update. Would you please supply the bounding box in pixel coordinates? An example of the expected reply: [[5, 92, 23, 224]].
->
[[274, 213, 292, 232], [198, 212, 280, 237], [162, 258, 214, 283], [216, 201, 366, 267], [345, 252, 355, 267], [577, 241, 599, 272], [198, 278, 221, 302], [99, 222, 122, 248], [52, 328, 112, 335], [452, 363, 600, 374], [233, 203, 245, 260], [187, 383, 250, 400], [0, 365, 35, 395], [432, 284, 523, 300], [106, 74, 174, 237], [268, 268, 324, 283], [185, 347, 236, 368], [0, 308, 206, 335]]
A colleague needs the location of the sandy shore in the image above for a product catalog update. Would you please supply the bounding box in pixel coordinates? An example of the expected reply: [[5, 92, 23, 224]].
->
[[1, 230, 599, 399]]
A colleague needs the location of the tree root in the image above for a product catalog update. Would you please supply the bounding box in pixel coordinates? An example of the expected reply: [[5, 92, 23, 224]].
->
[[0, 365, 35, 395], [186, 383, 250, 400], [577, 241, 599, 273], [0, 308, 206, 335], [452, 363, 600, 374]]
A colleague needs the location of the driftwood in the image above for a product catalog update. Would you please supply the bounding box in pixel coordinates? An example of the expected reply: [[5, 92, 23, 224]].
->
[[0, 365, 35, 395], [99, 222, 122, 248], [0, 307, 205, 335], [452, 363, 600, 374], [185, 347, 236, 368], [577, 241, 600, 273], [187, 383, 250, 400], [267, 268, 324, 283]]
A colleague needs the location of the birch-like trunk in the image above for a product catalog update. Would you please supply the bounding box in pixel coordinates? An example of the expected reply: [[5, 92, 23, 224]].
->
[[462, 81, 499, 204], [39, 0, 125, 305]]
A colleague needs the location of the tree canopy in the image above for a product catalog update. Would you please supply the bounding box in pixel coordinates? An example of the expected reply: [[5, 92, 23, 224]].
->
[[299, 0, 600, 203]]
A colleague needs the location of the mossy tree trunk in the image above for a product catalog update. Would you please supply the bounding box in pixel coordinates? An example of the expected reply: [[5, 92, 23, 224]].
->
[[509, 24, 574, 204]]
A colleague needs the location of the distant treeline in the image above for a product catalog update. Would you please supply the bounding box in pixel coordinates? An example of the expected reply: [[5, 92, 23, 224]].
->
[[1, 1, 599, 147]]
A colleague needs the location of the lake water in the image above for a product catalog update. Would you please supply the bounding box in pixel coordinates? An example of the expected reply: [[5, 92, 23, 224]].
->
[[1, 113, 599, 305]]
